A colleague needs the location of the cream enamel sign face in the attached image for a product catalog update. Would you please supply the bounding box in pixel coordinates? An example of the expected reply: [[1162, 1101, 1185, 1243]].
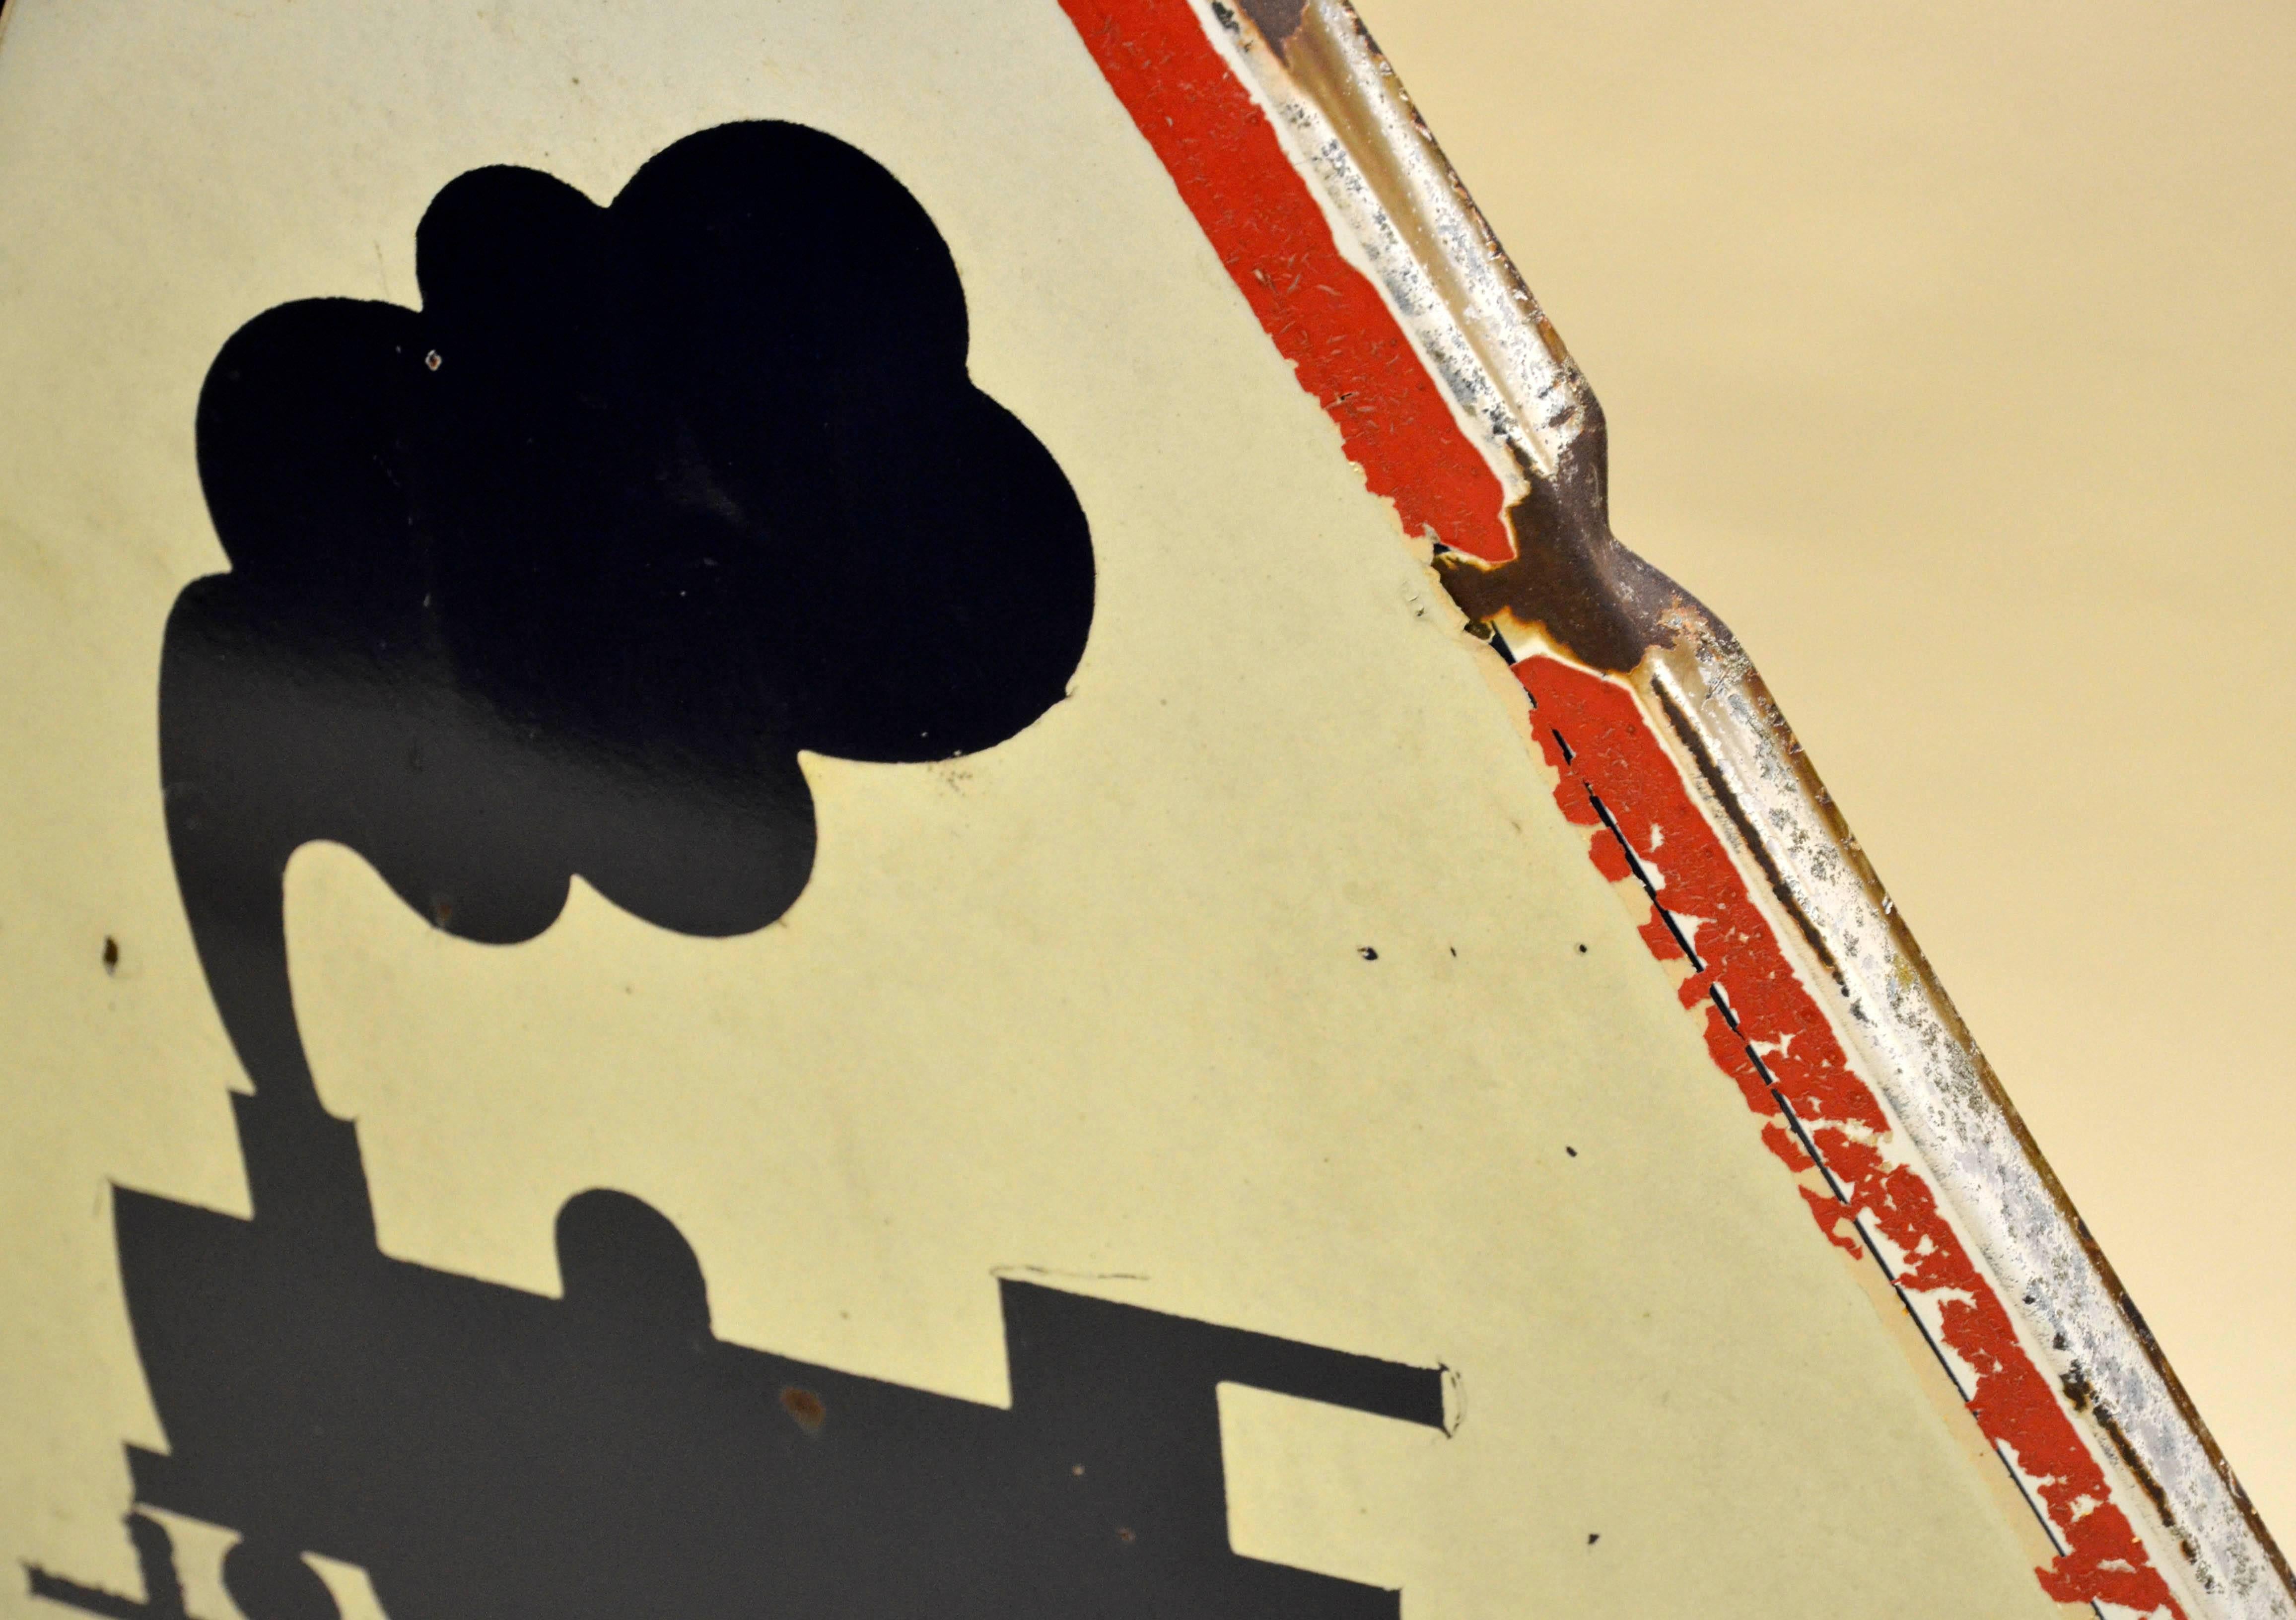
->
[[0, 1, 2230, 1618]]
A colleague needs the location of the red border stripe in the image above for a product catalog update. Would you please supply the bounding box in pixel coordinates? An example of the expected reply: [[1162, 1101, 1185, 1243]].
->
[[1058, 0, 1515, 563]]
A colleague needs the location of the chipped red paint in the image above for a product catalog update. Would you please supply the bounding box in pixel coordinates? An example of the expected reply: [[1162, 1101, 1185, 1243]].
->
[[1057, 0, 1515, 563], [1516, 654, 2181, 1617], [1061, 0, 2192, 1609]]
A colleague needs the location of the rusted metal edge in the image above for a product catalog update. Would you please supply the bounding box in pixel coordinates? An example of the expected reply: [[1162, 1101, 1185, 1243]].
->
[[1187, 1, 2295, 1614]]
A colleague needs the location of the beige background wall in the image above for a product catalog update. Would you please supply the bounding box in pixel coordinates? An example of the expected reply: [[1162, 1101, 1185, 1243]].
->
[[1357, 0, 2295, 1537]]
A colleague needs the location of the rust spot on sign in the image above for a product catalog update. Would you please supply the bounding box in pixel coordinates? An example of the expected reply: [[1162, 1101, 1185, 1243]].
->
[[1433, 418, 1684, 675], [1232, 0, 1308, 59], [779, 1385, 827, 1435]]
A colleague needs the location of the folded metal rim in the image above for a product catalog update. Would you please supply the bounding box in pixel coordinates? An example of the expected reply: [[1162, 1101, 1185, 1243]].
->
[[1060, 0, 2296, 1612]]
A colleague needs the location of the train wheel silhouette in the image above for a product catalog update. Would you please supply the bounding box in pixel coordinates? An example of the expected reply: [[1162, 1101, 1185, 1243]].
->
[[220, 1540, 339, 1620]]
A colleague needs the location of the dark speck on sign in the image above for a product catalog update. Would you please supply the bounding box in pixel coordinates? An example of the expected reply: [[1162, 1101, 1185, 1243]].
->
[[1576, 943, 1588, 954], [101, 936, 119, 974], [1357, 946, 1378, 961], [1588, 1533, 1600, 1546], [1565, 1146, 1577, 1158]]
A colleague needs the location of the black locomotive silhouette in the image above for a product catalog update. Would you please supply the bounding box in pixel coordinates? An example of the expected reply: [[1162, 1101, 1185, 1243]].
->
[[24, 122, 1447, 1619]]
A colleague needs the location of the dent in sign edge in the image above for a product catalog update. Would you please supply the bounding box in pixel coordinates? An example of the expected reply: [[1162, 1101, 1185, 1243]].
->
[[1231, 0, 2292, 1610], [1055, 0, 2293, 1613], [1208, 5, 2295, 1615], [1259, 0, 2296, 1611], [1231, 0, 1696, 676]]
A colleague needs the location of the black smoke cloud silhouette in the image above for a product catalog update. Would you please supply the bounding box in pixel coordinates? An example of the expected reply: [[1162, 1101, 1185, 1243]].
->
[[63, 125, 1452, 1620], [163, 122, 1094, 1119]]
